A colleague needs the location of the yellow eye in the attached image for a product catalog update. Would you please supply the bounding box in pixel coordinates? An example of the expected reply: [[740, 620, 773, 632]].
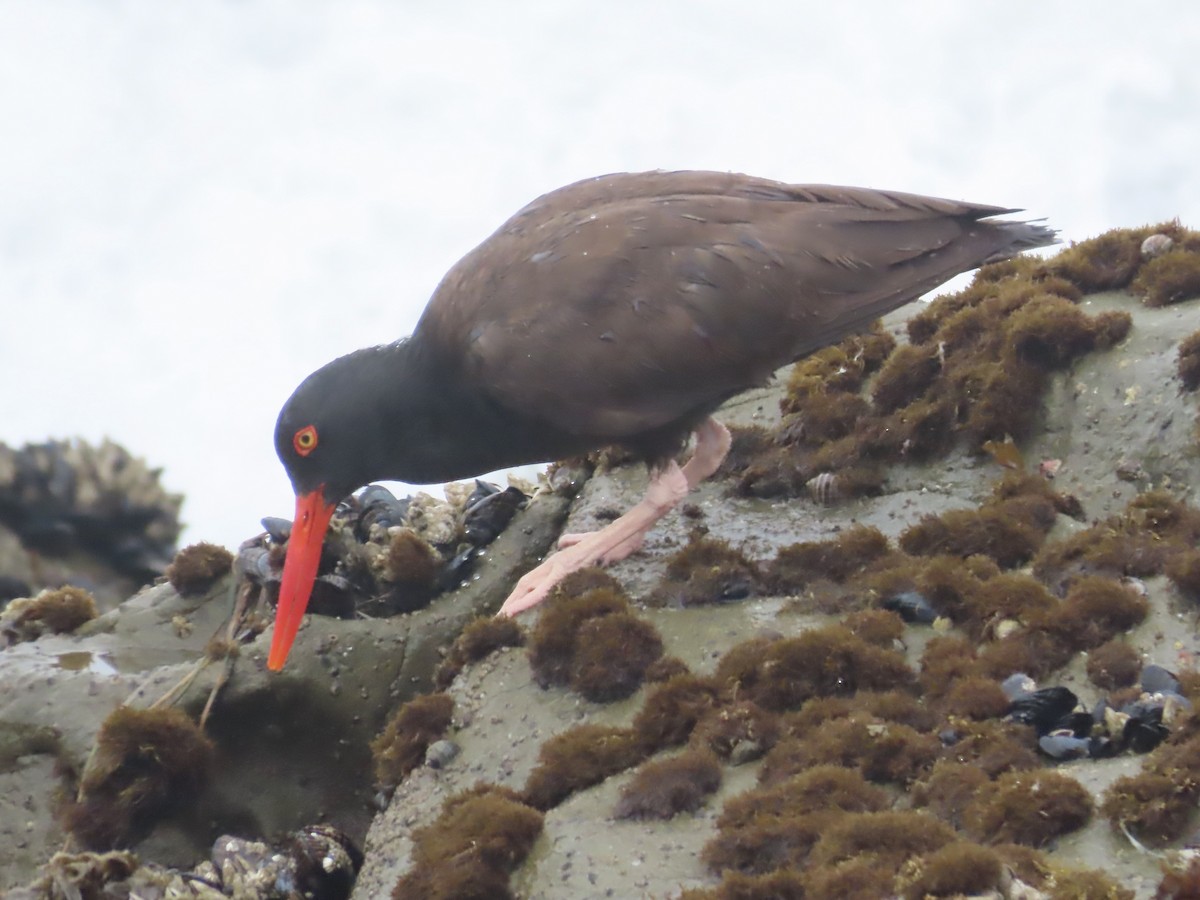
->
[[293, 425, 319, 456]]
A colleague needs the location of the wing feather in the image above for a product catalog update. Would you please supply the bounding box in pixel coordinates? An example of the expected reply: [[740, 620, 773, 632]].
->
[[416, 171, 1053, 439]]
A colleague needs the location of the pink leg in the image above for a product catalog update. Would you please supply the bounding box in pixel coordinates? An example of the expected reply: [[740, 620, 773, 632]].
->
[[497, 418, 732, 617], [557, 418, 731, 554], [680, 417, 732, 489]]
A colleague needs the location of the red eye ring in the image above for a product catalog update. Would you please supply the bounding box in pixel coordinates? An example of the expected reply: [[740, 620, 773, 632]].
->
[[293, 425, 319, 457]]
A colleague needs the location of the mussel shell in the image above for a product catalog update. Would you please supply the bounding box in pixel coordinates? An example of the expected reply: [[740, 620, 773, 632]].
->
[[377, 580, 437, 616], [1141, 663, 1182, 696], [716, 579, 754, 602], [1088, 734, 1120, 759], [465, 478, 501, 507], [462, 485, 527, 546], [439, 545, 480, 591], [882, 590, 937, 624], [236, 544, 280, 586], [1123, 691, 1191, 724], [1123, 698, 1167, 722], [308, 574, 361, 619], [352, 484, 410, 540], [1116, 695, 1177, 753], [1038, 733, 1090, 760], [256, 552, 281, 585], [1007, 686, 1079, 735], [548, 462, 588, 496], [1001, 672, 1037, 702], [282, 824, 363, 900], [261, 516, 293, 543], [1124, 715, 1170, 754], [1059, 710, 1095, 738]]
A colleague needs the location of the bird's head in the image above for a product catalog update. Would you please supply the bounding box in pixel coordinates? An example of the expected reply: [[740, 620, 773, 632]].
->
[[267, 355, 382, 672], [274, 365, 376, 507]]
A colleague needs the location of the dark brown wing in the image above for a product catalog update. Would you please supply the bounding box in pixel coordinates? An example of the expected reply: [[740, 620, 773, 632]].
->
[[416, 171, 1054, 440]]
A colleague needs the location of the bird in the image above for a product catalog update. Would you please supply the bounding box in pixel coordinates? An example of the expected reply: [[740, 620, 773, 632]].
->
[[266, 170, 1056, 671]]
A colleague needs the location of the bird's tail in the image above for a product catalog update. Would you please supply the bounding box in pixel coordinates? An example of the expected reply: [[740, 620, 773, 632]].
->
[[982, 218, 1059, 263]]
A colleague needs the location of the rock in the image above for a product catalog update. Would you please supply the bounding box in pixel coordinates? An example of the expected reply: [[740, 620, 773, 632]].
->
[[0, 492, 568, 890], [5, 276, 1200, 900]]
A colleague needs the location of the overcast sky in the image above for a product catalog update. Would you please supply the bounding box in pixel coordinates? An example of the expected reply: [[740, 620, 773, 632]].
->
[[2, 1, 1198, 550]]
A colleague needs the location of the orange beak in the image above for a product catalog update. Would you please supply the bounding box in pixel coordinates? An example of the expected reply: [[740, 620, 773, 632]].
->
[[267, 489, 337, 671]]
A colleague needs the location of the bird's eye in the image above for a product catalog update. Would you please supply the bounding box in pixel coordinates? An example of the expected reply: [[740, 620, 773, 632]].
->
[[293, 425, 319, 456]]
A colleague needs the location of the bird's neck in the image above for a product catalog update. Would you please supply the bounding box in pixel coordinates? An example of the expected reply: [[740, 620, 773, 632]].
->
[[355, 336, 519, 484]]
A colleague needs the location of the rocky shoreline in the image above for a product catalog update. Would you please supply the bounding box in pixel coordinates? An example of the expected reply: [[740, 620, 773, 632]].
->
[[5, 228, 1200, 898]]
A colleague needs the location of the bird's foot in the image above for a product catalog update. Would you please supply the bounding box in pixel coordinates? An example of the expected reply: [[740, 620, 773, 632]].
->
[[552, 418, 731, 559], [556, 528, 645, 558], [497, 462, 690, 617], [681, 418, 732, 488], [496, 420, 734, 618]]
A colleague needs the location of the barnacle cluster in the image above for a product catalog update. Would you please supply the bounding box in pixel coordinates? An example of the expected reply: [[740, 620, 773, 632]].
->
[[0, 438, 182, 577], [8, 824, 362, 900], [236, 479, 529, 622]]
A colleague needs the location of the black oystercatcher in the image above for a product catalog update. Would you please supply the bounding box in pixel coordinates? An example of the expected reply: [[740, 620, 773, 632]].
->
[[267, 170, 1055, 670]]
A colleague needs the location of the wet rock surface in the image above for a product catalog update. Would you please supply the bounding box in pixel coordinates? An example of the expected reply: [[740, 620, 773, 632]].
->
[[6, 244, 1200, 897], [349, 287, 1200, 899], [0, 485, 568, 891]]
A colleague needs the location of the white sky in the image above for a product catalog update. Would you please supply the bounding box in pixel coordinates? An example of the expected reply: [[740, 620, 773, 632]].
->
[[2, 1, 1198, 549]]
